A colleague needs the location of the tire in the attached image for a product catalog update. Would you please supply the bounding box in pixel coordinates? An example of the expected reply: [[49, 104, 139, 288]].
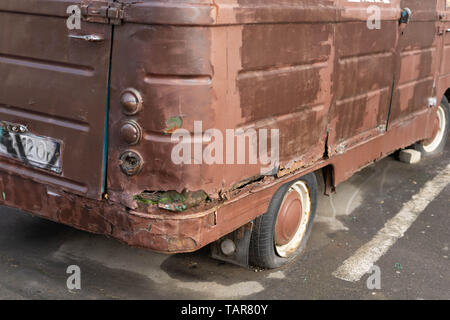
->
[[414, 96, 450, 157], [249, 173, 318, 269]]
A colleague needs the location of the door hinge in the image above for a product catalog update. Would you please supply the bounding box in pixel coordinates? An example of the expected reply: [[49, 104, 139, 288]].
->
[[81, 2, 124, 25]]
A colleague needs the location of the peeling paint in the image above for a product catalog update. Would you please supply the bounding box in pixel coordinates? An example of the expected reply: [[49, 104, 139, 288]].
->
[[163, 117, 183, 135]]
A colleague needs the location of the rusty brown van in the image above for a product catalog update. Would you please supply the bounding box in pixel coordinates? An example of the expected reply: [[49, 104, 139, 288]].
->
[[0, 0, 449, 268]]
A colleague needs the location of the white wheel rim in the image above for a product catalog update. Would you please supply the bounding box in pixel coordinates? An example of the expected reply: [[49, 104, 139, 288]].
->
[[423, 105, 446, 153], [275, 181, 312, 258]]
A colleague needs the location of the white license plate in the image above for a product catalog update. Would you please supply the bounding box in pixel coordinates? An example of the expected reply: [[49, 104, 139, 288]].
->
[[0, 131, 62, 173]]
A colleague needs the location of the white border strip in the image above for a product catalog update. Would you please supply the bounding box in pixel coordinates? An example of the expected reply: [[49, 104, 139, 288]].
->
[[333, 163, 450, 282]]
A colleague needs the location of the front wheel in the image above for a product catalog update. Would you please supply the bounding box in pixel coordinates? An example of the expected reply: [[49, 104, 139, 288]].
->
[[414, 96, 449, 157], [249, 173, 318, 269]]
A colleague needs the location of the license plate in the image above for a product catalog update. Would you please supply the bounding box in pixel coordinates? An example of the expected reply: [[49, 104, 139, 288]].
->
[[0, 130, 62, 173]]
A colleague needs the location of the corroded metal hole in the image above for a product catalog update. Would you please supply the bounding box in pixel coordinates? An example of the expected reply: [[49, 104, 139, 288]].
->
[[119, 151, 143, 176]]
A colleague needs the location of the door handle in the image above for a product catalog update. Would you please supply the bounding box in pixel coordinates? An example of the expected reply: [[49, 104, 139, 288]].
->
[[68, 34, 104, 42]]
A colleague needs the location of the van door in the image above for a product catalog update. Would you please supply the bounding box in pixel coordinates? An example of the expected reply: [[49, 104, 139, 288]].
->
[[387, 1, 440, 127], [328, 0, 399, 157], [0, 0, 114, 199]]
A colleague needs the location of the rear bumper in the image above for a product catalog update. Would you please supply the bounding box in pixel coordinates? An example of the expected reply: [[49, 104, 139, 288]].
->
[[0, 168, 273, 253], [0, 170, 204, 253]]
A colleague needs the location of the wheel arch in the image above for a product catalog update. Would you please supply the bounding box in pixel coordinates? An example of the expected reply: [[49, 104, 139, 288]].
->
[[444, 88, 450, 103], [318, 165, 336, 196]]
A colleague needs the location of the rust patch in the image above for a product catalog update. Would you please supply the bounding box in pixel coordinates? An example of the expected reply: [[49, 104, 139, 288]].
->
[[163, 116, 183, 135]]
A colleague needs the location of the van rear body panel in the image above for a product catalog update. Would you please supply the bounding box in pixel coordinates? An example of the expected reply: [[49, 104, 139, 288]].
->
[[0, 0, 447, 253]]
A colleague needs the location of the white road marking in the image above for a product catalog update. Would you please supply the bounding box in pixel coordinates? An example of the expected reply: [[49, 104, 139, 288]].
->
[[333, 163, 450, 282]]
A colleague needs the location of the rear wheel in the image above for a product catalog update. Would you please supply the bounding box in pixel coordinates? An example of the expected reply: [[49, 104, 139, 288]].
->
[[414, 96, 449, 157], [249, 173, 318, 269]]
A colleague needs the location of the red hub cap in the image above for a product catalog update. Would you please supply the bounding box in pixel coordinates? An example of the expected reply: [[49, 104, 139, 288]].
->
[[275, 190, 303, 246], [424, 113, 440, 146]]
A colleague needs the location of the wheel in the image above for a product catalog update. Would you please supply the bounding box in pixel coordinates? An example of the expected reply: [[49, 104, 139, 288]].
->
[[249, 173, 318, 269], [414, 96, 449, 157]]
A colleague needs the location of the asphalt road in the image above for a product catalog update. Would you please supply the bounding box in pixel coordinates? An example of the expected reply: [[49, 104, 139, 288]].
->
[[0, 140, 448, 300]]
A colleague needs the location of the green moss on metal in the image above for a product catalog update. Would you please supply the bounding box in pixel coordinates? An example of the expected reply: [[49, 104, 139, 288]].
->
[[134, 190, 208, 212]]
